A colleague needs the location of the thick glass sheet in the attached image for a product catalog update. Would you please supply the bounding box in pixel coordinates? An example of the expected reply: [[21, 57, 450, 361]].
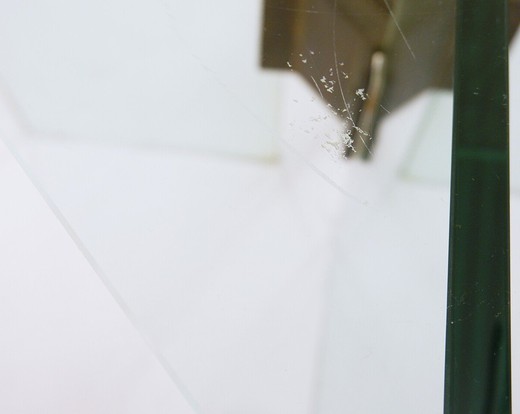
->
[[0, 1, 518, 413]]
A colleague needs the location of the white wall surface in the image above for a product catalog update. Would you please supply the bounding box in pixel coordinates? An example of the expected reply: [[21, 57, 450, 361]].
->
[[0, 0, 279, 159], [0, 138, 196, 414]]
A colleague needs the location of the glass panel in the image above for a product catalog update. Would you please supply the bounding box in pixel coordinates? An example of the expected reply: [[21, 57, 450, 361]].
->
[[0, 1, 518, 412]]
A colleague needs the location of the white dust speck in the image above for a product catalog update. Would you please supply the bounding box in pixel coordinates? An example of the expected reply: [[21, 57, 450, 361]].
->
[[341, 131, 355, 149], [356, 88, 367, 100]]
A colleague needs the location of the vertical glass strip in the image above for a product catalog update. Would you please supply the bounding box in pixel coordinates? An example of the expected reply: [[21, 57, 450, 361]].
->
[[444, 1, 511, 413]]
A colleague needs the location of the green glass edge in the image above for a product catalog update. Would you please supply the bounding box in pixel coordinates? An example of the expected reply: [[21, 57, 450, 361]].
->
[[444, 0, 511, 413]]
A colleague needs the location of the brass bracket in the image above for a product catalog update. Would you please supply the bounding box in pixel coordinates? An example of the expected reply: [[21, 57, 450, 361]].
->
[[261, 0, 520, 158]]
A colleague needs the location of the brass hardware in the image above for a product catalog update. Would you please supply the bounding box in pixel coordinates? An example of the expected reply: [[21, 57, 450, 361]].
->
[[261, 0, 520, 157]]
